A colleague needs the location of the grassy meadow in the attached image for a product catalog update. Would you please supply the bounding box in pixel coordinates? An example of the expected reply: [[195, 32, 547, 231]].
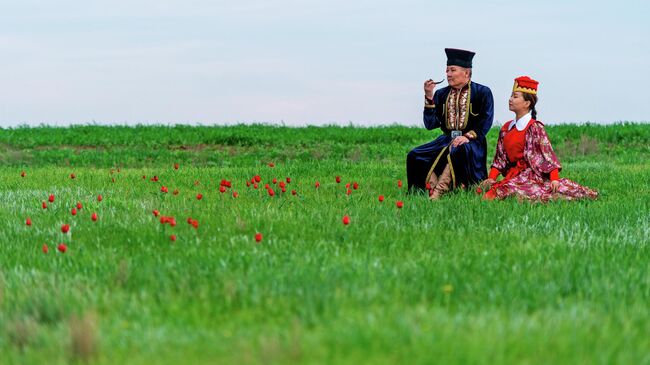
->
[[0, 123, 649, 364]]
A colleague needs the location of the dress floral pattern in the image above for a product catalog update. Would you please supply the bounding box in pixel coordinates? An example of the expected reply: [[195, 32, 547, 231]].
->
[[488, 120, 598, 202]]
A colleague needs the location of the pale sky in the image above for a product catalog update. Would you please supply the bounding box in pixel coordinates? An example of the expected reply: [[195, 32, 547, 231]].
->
[[0, 0, 648, 127]]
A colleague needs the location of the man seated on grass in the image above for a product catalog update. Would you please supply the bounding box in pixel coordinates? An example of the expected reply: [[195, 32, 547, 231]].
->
[[406, 48, 494, 200]]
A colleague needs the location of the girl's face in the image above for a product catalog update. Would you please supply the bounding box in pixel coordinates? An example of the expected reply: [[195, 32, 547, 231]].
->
[[508, 92, 531, 114]]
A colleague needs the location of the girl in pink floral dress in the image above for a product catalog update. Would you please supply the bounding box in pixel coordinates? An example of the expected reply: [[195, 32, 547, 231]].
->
[[480, 76, 598, 202]]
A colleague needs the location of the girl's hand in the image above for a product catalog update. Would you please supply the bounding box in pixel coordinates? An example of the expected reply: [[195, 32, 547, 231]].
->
[[550, 180, 560, 193], [479, 178, 496, 191]]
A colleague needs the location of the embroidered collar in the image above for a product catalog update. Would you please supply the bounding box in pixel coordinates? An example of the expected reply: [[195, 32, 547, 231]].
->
[[508, 112, 532, 131]]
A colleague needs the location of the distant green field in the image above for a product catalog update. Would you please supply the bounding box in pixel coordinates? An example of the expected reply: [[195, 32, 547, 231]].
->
[[1, 124, 648, 365]]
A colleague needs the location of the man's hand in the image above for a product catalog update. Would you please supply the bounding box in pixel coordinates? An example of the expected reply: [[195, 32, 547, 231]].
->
[[550, 180, 560, 193], [424, 79, 437, 100], [451, 136, 470, 148]]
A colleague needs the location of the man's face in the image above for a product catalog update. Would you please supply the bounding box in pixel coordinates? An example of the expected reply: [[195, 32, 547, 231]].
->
[[446, 66, 470, 89]]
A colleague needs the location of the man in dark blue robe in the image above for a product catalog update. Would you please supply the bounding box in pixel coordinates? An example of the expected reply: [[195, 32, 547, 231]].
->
[[406, 48, 494, 199]]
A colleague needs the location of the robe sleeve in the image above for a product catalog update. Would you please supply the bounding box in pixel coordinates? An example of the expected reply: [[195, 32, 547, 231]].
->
[[490, 129, 508, 174], [423, 89, 443, 130], [474, 86, 494, 139], [524, 122, 562, 175], [488, 167, 500, 180]]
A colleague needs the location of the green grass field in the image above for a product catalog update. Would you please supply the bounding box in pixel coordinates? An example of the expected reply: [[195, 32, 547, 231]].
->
[[1, 123, 649, 364]]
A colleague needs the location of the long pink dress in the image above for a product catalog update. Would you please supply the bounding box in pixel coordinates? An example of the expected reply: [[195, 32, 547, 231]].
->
[[485, 119, 598, 201]]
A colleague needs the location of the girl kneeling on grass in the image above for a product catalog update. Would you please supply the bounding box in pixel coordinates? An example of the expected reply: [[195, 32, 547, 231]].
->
[[479, 76, 598, 202]]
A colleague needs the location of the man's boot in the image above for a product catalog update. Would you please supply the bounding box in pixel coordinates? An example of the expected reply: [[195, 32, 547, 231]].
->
[[430, 164, 452, 200]]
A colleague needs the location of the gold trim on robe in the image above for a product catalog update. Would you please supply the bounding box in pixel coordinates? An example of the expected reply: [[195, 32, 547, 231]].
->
[[444, 81, 471, 131], [426, 81, 473, 187], [425, 146, 449, 184]]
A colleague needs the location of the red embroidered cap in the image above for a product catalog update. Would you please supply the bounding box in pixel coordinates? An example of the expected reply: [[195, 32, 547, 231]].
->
[[513, 76, 539, 95]]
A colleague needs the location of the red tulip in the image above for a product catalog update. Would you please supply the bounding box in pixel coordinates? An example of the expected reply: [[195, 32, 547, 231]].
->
[[161, 186, 168, 193], [272, 178, 277, 184], [57, 243, 67, 253], [219, 186, 226, 193], [254, 175, 261, 183], [268, 162, 275, 167], [286, 177, 291, 183], [232, 191, 239, 198], [378, 195, 384, 202], [253, 183, 258, 189], [291, 190, 297, 195], [246, 181, 251, 187], [70, 173, 76, 179], [42, 201, 47, 209], [77, 202, 83, 210], [346, 189, 352, 195], [255, 233, 263, 242], [196, 193, 203, 200], [48, 194, 55, 203], [61, 224, 70, 234], [353, 182, 359, 190], [279, 181, 286, 188], [170, 234, 177, 241], [345, 183, 350, 189], [342, 215, 350, 225], [396, 201, 404, 209], [97, 194, 103, 202], [26, 217, 32, 226], [153, 209, 160, 217], [42, 244, 48, 254], [336, 176, 341, 183], [174, 163, 179, 170], [21, 171, 26, 177], [142, 175, 146, 179], [91, 212, 98, 222], [71, 208, 77, 216], [397, 180, 403, 188], [191, 220, 199, 229], [160, 216, 176, 227], [315, 181, 320, 188], [264, 183, 270, 189], [268, 188, 275, 197]]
